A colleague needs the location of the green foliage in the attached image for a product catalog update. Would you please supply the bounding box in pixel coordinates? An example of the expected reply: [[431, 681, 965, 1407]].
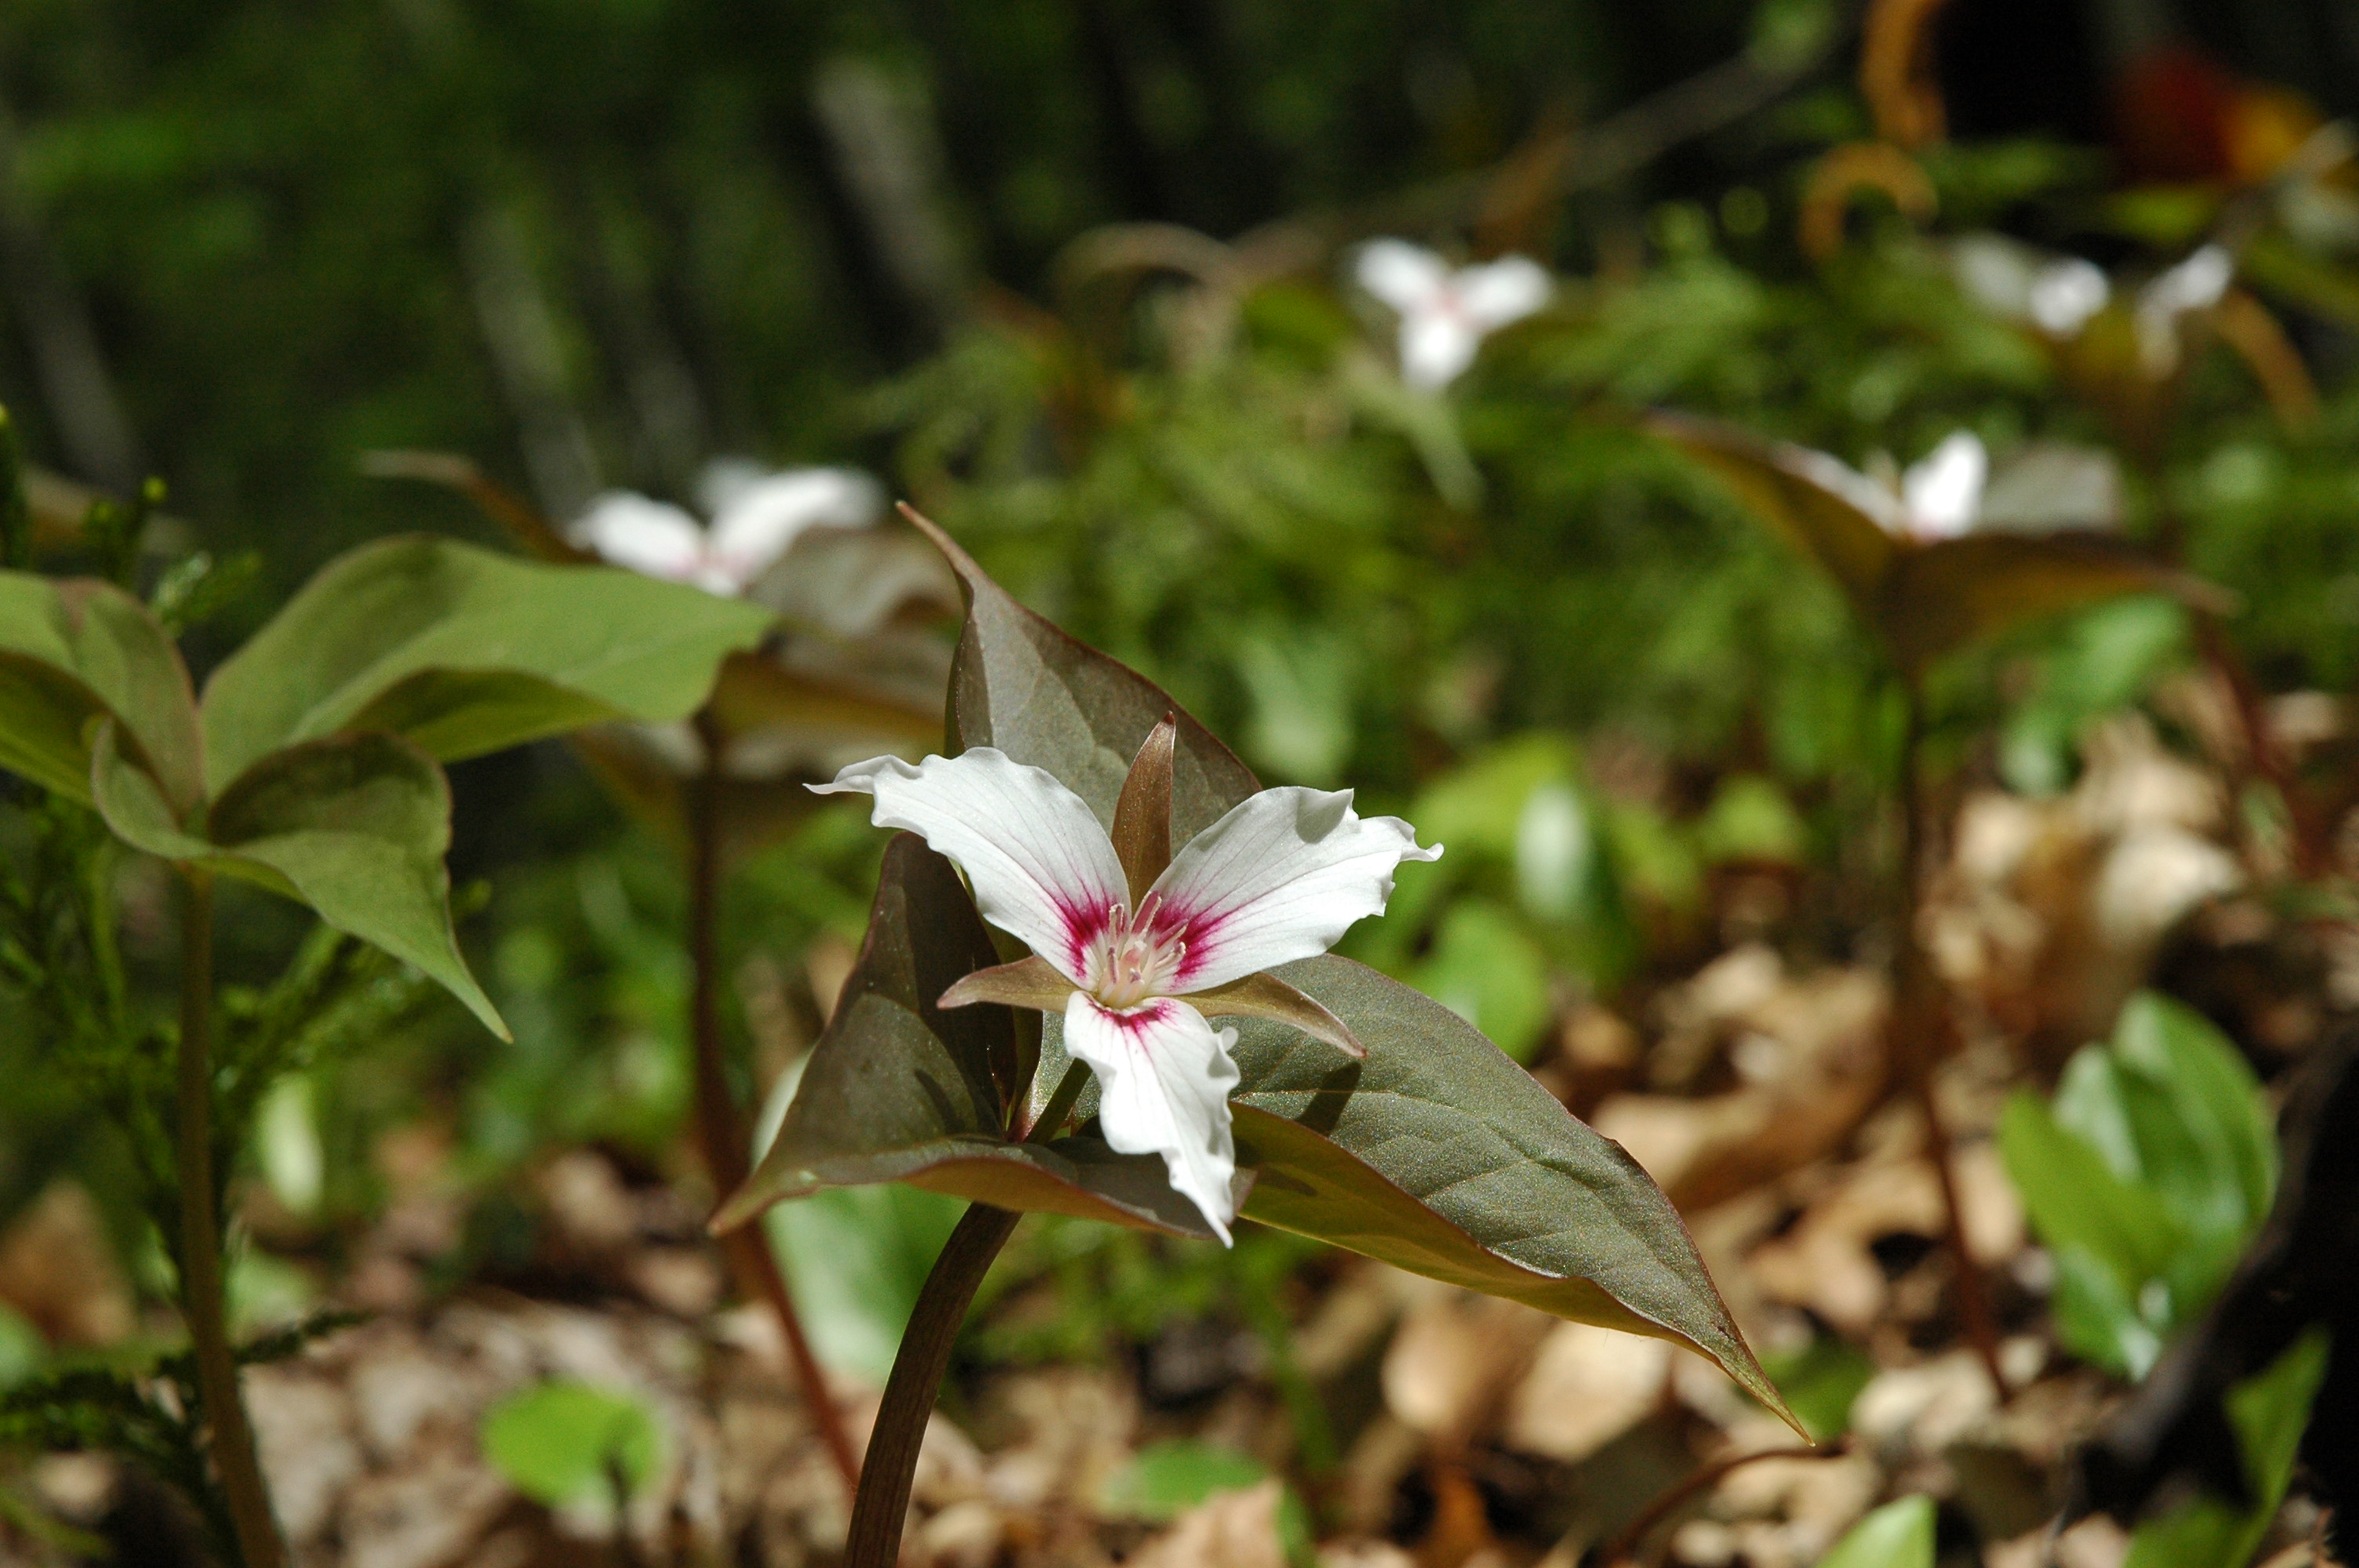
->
[[1763, 1335, 1877, 1443], [479, 1381, 664, 1509], [197, 536, 772, 795], [1998, 995, 2277, 1379], [0, 1311, 362, 1564], [1816, 1496, 1935, 1568], [2121, 1330, 2328, 1568]]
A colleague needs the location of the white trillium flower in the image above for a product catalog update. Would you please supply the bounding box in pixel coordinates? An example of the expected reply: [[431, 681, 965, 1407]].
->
[[1790, 430, 2121, 543], [570, 463, 885, 597], [812, 731, 1442, 1242], [1356, 239, 1552, 389], [1952, 234, 2113, 339]]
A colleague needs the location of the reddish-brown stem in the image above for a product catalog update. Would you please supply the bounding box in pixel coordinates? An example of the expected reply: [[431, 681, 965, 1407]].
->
[[1895, 683, 2010, 1404], [687, 712, 861, 1497], [1598, 1441, 1846, 1566], [2194, 615, 2329, 880], [843, 1203, 1022, 1567], [176, 869, 287, 1568]]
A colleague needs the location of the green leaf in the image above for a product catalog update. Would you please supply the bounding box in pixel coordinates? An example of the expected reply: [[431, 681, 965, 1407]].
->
[[763, 1183, 966, 1385], [0, 572, 202, 814], [1997, 1091, 2182, 1301], [2031, 994, 2277, 1359], [907, 510, 1259, 841], [1406, 900, 1554, 1062], [2122, 1330, 2328, 1568], [1099, 1439, 1314, 1560], [1816, 1496, 1935, 1568], [480, 1381, 663, 1508], [2106, 996, 2277, 1258], [717, 835, 1224, 1240], [1230, 955, 1787, 1417], [198, 536, 772, 797], [93, 723, 507, 1039]]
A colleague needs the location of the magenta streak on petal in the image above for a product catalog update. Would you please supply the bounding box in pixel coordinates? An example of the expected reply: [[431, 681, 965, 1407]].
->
[[1150, 899, 1229, 989], [1053, 895, 1116, 979], [1102, 998, 1176, 1040]]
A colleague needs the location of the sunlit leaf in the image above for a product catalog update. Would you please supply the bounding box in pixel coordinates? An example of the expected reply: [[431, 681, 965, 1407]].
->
[[92, 723, 507, 1039], [480, 1381, 664, 1508], [1230, 956, 1783, 1412], [198, 535, 772, 796], [0, 572, 202, 814], [1816, 1496, 1934, 1568], [763, 1183, 965, 1385]]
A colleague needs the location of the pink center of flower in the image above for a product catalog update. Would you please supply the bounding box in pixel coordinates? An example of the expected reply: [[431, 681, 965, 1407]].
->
[[1080, 894, 1190, 1010]]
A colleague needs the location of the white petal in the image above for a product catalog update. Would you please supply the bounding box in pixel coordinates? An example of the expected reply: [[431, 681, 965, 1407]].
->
[[809, 750, 1126, 982], [1400, 311, 1480, 389], [2141, 244, 2234, 318], [1901, 431, 1988, 539], [569, 494, 709, 583], [1950, 233, 2040, 321], [1978, 443, 2122, 532], [709, 466, 886, 587], [1454, 256, 1550, 330], [695, 456, 771, 518], [2027, 258, 2110, 336], [1782, 445, 1907, 535], [1356, 239, 1448, 313], [1148, 787, 1441, 992], [1063, 993, 1239, 1243]]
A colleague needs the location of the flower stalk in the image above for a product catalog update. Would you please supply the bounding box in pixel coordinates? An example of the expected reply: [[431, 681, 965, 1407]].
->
[[1893, 684, 2008, 1403], [840, 1202, 1021, 1568], [176, 866, 286, 1568], [686, 713, 861, 1495]]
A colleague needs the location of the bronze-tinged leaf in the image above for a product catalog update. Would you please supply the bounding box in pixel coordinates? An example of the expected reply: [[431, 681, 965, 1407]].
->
[[1875, 533, 2234, 673], [715, 835, 1219, 1240], [1646, 411, 1899, 613], [1231, 955, 1794, 1425], [900, 506, 1259, 838], [1111, 717, 1178, 905]]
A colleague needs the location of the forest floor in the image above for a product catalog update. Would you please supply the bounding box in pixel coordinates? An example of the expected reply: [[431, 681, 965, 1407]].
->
[[0, 714, 2346, 1568]]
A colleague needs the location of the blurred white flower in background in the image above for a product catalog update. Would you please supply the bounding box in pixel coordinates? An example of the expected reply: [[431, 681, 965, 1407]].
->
[[1950, 234, 2241, 375], [570, 462, 885, 596], [1794, 430, 2121, 542], [1354, 240, 1552, 389]]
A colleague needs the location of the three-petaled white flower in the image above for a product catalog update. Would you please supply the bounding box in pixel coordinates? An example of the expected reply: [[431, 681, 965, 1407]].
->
[[570, 461, 885, 597], [1355, 240, 1552, 390], [1787, 430, 2122, 543], [814, 726, 1441, 1242], [1952, 234, 2237, 373]]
